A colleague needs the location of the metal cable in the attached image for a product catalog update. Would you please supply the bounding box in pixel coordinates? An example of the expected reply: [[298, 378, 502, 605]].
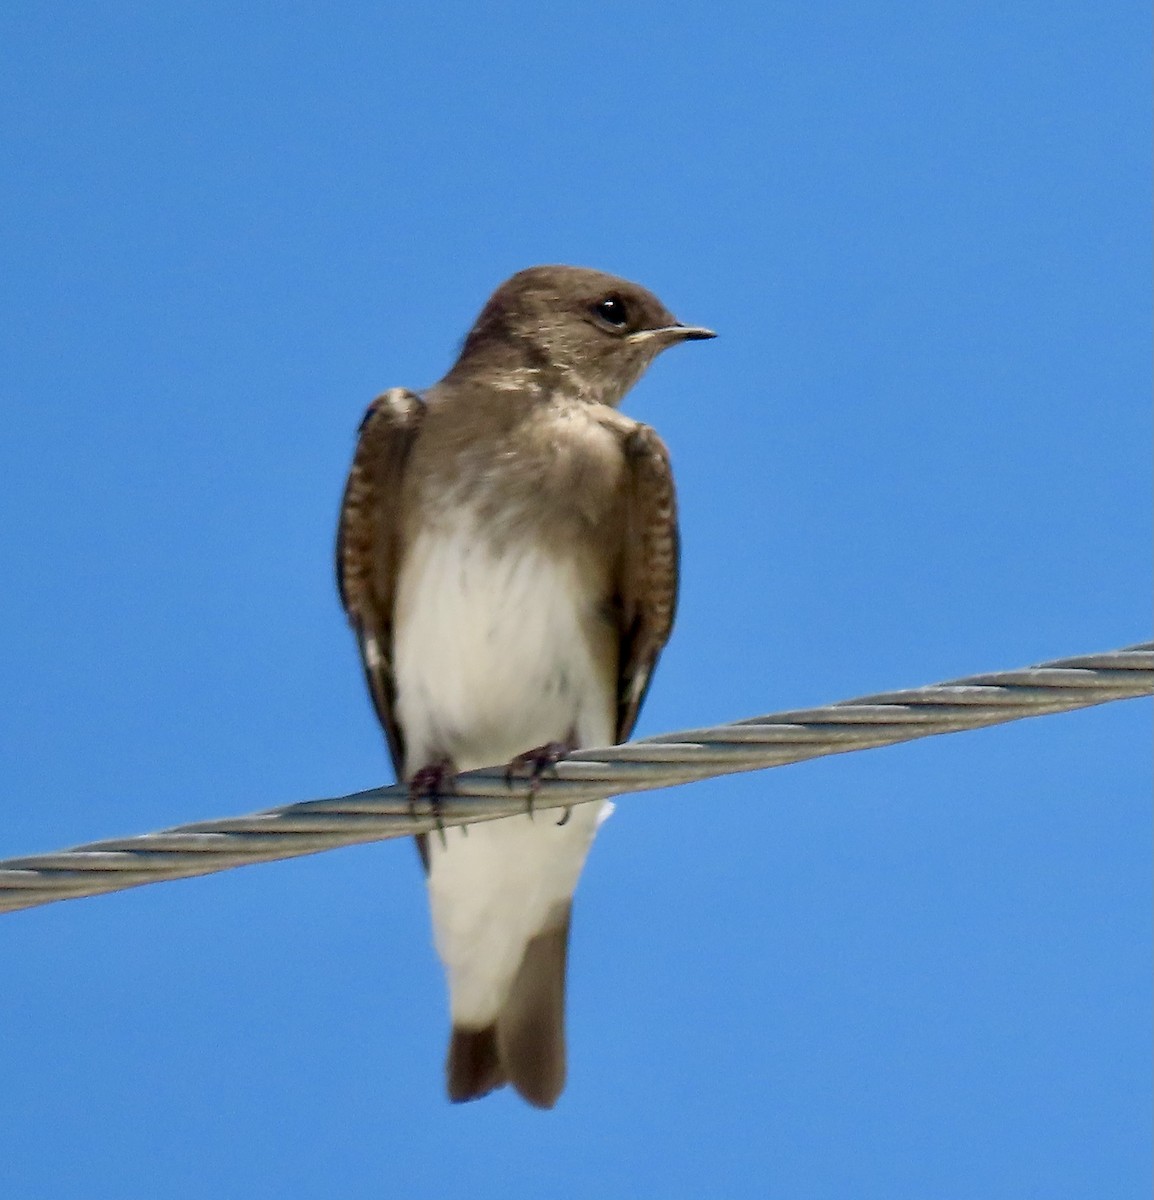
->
[[2, 642, 1150, 915]]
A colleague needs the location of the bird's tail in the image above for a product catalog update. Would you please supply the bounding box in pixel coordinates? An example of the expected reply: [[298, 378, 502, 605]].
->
[[446, 904, 571, 1109]]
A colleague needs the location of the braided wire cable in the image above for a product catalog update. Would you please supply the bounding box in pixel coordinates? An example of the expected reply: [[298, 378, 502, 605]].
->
[[2, 642, 1149, 915]]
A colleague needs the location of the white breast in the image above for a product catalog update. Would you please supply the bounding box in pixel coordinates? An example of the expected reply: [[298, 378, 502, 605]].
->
[[393, 515, 614, 774]]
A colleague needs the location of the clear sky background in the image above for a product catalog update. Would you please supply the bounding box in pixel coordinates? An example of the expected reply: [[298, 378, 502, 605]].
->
[[1, 3, 1149, 1197]]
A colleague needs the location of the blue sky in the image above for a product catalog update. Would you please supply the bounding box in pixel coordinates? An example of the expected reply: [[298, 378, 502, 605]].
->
[[1, 2, 1149, 1197]]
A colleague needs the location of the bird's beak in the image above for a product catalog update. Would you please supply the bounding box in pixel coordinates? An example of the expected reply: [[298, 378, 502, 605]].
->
[[630, 324, 717, 344], [670, 324, 717, 341]]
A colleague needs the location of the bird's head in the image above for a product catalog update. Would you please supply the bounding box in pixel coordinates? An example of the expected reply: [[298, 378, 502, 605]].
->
[[449, 265, 715, 406]]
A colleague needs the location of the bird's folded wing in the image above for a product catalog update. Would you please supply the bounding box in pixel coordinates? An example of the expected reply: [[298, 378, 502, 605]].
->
[[615, 424, 680, 743], [336, 387, 427, 777]]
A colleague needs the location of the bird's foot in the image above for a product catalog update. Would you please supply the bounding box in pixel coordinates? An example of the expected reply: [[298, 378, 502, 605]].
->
[[505, 739, 575, 823], [408, 758, 457, 848]]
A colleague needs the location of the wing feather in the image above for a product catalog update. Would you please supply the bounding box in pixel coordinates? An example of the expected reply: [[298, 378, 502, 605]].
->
[[615, 424, 679, 743], [336, 387, 426, 777]]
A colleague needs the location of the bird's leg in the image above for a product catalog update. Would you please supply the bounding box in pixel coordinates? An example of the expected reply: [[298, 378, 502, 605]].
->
[[505, 737, 576, 823], [408, 757, 457, 849]]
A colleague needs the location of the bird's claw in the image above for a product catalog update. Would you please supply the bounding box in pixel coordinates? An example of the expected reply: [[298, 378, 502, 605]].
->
[[408, 758, 456, 848], [504, 740, 574, 821]]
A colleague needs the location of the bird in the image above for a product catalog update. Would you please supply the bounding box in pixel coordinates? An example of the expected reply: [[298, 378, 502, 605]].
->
[[336, 265, 714, 1108]]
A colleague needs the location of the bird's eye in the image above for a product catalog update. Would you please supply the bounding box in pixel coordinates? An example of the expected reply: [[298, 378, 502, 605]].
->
[[592, 295, 629, 328]]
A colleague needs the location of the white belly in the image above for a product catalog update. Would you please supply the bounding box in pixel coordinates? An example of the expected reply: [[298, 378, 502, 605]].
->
[[393, 518, 615, 1024], [393, 520, 614, 773]]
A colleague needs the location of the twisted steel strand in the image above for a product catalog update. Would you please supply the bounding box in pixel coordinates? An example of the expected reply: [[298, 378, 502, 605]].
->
[[1, 642, 1149, 915]]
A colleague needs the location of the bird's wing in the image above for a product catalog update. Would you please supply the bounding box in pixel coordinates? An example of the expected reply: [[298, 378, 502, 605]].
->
[[614, 423, 680, 743], [336, 387, 426, 777]]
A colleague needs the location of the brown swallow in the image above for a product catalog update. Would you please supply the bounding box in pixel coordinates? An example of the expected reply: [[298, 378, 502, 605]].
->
[[337, 265, 714, 1108]]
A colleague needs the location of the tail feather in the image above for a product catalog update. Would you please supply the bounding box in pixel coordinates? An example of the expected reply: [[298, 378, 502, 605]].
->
[[497, 904, 571, 1109], [444, 903, 573, 1109], [446, 1025, 506, 1103]]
